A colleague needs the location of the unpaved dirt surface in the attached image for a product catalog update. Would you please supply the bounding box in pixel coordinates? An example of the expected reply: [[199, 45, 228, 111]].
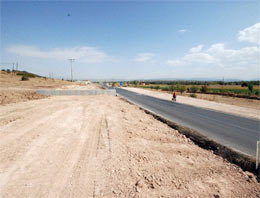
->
[[122, 87, 260, 120], [0, 71, 71, 90], [185, 93, 260, 110], [0, 90, 48, 105], [0, 71, 101, 105], [0, 71, 69, 105], [0, 95, 259, 197]]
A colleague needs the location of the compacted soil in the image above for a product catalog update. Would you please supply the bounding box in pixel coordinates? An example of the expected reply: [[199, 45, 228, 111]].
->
[[0, 95, 259, 198], [0, 71, 101, 105]]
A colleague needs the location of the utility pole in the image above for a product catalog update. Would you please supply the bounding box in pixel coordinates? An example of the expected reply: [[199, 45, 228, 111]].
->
[[16, 62, 18, 71], [68, 59, 75, 82]]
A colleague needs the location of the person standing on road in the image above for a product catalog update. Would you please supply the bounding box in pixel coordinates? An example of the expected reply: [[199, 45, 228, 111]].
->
[[172, 91, 177, 102]]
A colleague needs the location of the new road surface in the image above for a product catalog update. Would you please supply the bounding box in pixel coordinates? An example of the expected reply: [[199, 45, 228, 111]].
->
[[113, 87, 259, 157]]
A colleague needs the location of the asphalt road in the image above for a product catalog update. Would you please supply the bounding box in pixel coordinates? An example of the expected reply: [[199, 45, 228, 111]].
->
[[114, 87, 259, 157]]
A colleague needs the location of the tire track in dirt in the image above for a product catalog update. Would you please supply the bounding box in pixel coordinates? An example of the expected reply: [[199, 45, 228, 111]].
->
[[0, 102, 75, 170], [60, 100, 107, 197], [0, 95, 259, 197], [0, 98, 90, 197]]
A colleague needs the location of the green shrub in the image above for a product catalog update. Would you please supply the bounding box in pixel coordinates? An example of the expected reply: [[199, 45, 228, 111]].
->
[[200, 85, 208, 93], [1, 69, 5, 71], [21, 76, 29, 81], [241, 82, 248, 87], [190, 86, 199, 93], [179, 85, 186, 94], [190, 93, 197, 98], [169, 85, 174, 91], [175, 84, 180, 91], [16, 71, 40, 78], [212, 89, 220, 94], [248, 84, 254, 93], [161, 86, 170, 91], [6, 69, 11, 73]]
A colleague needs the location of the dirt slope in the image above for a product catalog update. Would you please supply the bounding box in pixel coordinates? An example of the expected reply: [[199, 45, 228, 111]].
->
[[0, 95, 259, 197], [0, 71, 101, 105]]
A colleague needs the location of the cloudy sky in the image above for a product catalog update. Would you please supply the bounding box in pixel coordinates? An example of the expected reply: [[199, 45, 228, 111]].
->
[[1, 1, 259, 80]]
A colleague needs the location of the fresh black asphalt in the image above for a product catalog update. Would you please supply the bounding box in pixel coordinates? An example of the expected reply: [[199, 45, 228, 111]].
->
[[115, 87, 260, 157]]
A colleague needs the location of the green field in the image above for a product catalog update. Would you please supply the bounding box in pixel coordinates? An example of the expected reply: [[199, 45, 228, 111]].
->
[[129, 84, 260, 96]]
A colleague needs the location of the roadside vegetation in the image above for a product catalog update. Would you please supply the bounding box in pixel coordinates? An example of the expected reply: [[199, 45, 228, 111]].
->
[[1, 69, 44, 81], [111, 80, 260, 98], [16, 71, 41, 78]]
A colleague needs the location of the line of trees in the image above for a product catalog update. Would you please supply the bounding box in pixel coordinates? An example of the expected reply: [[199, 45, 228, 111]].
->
[[127, 80, 260, 86]]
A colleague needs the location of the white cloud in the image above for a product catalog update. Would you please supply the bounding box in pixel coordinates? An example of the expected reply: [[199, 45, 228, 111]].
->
[[166, 59, 182, 66], [178, 29, 187, 33], [166, 43, 260, 69], [189, 45, 204, 53], [166, 24, 260, 79], [6, 45, 109, 63], [135, 53, 155, 62], [238, 22, 260, 44]]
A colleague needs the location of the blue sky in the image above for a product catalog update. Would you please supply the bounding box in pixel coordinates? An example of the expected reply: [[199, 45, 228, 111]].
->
[[1, 1, 260, 80]]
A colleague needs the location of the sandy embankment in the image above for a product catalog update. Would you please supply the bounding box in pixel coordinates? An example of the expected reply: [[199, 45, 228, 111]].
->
[[0, 70, 102, 104], [0, 71, 68, 105], [0, 95, 259, 197], [122, 87, 260, 120]]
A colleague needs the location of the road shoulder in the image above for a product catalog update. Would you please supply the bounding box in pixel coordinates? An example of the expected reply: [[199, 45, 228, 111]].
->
[[122, 87, 260, 120]]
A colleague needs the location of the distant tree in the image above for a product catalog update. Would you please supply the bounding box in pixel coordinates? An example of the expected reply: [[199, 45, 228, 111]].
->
[[190, 86, 199, 93], [248, 84, 254, 93], [133, 81, 138, 87], [169, 85, 174, 91], [154, 85, 160, 90], [241, 82, 248, 87], [175, 84, 180, 91], [200, 85, 208, 93], [179, 85, 186, 94]]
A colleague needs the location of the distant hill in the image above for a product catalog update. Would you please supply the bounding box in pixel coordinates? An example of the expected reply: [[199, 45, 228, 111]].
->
[[1, 69, 43, 78]]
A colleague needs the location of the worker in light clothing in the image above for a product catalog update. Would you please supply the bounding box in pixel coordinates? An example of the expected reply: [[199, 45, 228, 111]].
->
[[172, 91, 177, 102]]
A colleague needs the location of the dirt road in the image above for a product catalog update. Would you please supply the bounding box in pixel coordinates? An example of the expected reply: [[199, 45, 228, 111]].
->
[[0, 96, 259, 197]]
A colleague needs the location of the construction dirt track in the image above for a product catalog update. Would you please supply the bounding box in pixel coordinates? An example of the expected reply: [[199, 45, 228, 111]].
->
[[0, 95, 259, 197]]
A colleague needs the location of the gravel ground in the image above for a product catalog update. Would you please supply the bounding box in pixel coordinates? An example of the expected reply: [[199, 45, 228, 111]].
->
[[0, 95, 259, 197], [122, 87, 260, 120]]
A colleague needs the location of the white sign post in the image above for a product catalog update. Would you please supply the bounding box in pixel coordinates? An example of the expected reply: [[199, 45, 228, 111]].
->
[[256, 141, 260, 170]]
